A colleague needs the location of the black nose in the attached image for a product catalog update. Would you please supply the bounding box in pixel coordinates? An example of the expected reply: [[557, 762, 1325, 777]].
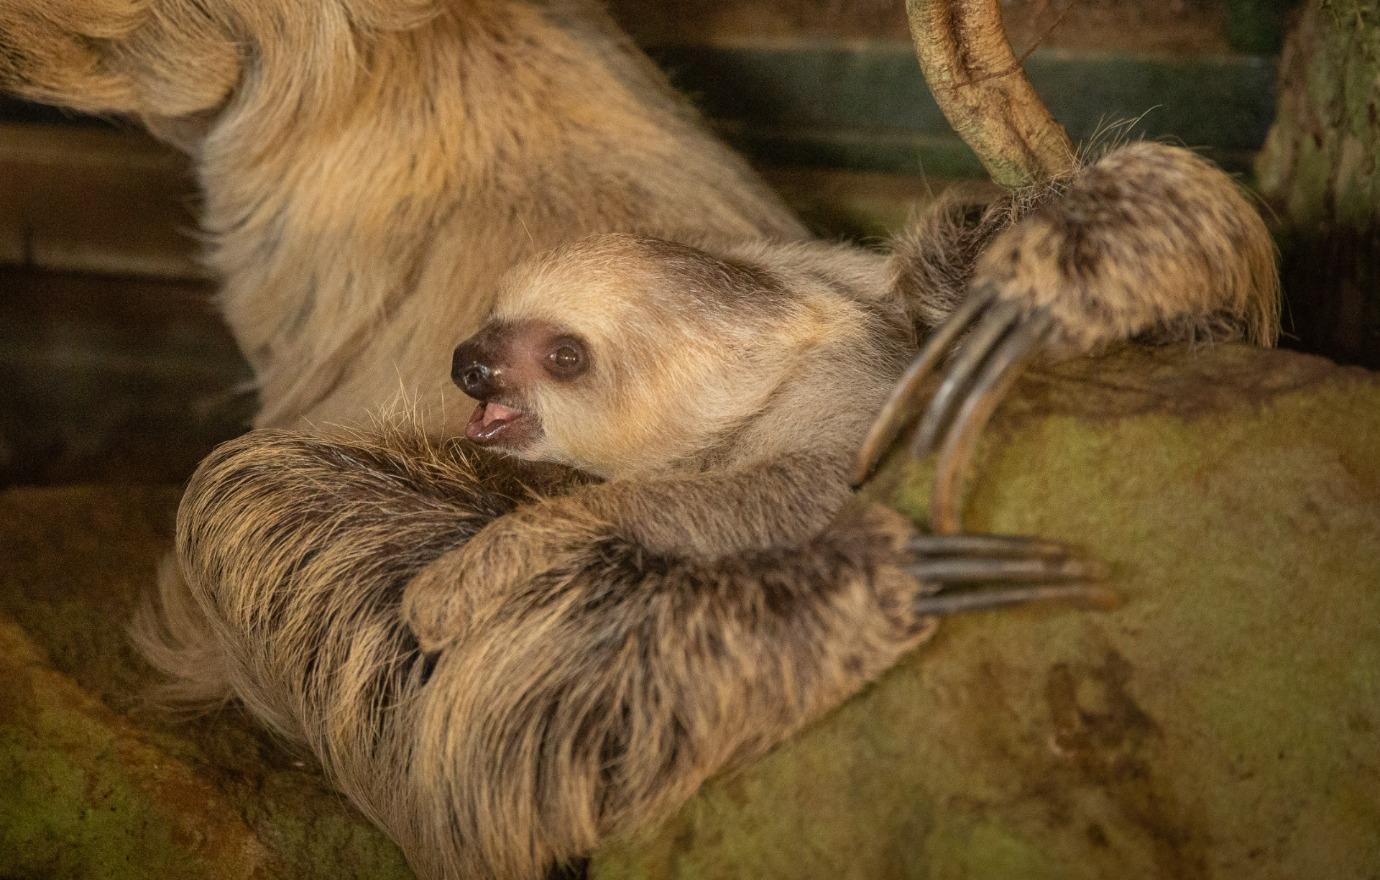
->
[[452, 340, 498, 399]]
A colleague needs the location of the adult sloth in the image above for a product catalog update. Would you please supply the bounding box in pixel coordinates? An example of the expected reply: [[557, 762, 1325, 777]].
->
[[1, 0, 804, 428]]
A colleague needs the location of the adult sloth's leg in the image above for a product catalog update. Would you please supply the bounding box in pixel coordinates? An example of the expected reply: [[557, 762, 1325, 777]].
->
[[858, 143, 1281, 533], [168, 427, 1104, 880]]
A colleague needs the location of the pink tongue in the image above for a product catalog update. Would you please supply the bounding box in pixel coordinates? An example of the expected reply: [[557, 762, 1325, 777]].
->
[[482, 402, 521, 427]]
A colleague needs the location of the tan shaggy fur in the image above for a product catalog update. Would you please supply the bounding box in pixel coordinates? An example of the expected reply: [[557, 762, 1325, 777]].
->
[[3, 2, 1282, 879], [403, 149, 1280, 655], [152, 427, 936, 880], [0, 0, 804, 429]]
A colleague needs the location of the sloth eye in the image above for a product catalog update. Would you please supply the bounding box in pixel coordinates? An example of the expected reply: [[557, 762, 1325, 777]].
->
[[544, 336, 588, 380]]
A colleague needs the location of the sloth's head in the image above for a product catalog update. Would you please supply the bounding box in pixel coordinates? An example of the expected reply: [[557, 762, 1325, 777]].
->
[[452, 233, 857, 479]]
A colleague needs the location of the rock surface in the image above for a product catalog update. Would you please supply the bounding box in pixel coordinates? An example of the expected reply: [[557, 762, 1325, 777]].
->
[[0, 487, 413, 879], [1, 344, 1377, 878], [595, 345, 1380, 879]]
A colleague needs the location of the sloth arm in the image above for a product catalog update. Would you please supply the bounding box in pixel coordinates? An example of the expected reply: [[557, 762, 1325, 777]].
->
[[411, 504, 942, 878], [401, 451, 856, 651], [408, 484, 1100, 877], [174, 428, 1101, 878], [894, 143, 1280, 352], [0, 1, 438, 131], [0, 0, 244, 125], [859, 143, 1281, 530]]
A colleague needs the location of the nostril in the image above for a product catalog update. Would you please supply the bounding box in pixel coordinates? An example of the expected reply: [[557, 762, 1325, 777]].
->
[[452, 341, 497, 398], [463, 365, 489, 392]]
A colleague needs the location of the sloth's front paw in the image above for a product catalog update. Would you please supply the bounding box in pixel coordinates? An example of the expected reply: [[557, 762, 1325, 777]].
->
[[401, 554, 474, 654], [852, 506, 1115, 625], [401, 497, 609, 652]]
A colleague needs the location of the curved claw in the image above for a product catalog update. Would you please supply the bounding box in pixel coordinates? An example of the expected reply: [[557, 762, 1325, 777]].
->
[[908, 554, 1108, 584], [853, 283, 1058, 534], [914, 583, 1120, 617], [904, 531, 1118, 618], [905, 532, 1074, 558], [851, 287, 997, 486], [907, 301, 1026, 461], [929, 310, 1054, 534]]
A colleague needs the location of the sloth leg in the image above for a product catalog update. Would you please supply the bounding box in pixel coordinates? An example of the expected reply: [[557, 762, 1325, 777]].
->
[[168, 429, 1114, 878], [0, 0, 242, 121], [400, 451, 1109, 653], [0, 0, 144, 111], [857, 143, 1280, 533], [402, 452, 856, 651], [411, 507, 1111, 879]]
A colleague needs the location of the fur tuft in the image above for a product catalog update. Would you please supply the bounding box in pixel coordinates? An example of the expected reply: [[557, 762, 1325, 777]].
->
[[129, 556, 238, 708], [160, 427, 928, 880], [890, 142, 1281, 353]]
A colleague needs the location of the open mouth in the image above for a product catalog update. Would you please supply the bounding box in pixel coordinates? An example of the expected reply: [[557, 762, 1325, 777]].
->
[[465, 400, 538, 447]]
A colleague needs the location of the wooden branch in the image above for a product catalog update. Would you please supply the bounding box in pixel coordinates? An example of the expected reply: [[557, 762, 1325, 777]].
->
[[906, 0, 1076, 188]]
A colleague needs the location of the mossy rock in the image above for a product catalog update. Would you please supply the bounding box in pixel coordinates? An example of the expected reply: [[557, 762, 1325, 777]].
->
[[0, 487, 413, 879], [594, 345, 1380, 879], [1, 345, 1377, 879]]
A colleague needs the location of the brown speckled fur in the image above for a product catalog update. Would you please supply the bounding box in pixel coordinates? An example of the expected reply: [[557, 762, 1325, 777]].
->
[[147, 427, 931, 880], [963, 143, 1280, 353]]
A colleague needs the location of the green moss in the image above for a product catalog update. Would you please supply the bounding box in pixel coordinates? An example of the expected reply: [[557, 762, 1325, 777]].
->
[[0, 618, 266, 879], [1227, 0, 1292, 54], [0, 489, 415, 880], [594, 346, 1380, 879]]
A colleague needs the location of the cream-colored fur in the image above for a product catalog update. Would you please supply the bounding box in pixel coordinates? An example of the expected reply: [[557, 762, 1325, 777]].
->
[[1, 0, 804, 430], [488, 233, 905, 479]]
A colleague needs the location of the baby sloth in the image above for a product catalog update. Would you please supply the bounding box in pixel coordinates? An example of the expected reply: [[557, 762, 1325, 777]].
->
[[450, 233, 904, 484], [409, 230, 1105, 651], [403, 231, 945, 650], [445, 233, 906, 548], [407, 140, 1280, 647]]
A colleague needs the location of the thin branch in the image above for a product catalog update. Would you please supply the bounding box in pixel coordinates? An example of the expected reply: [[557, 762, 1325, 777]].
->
[[906, 0, 1076, 188]]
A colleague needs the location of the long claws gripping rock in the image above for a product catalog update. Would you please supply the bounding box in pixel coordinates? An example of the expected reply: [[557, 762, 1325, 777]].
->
[[853, 290, 1056, 535], [907, 299, 1025, 459], [929, 309, 1054, 533], [906, 532, 1118, 617], [851, 288, 996, 487]]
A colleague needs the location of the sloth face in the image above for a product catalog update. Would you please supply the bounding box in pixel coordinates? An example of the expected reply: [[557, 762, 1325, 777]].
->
[[450, 233, 798, 479], [451, 282, 731, 480], [451, 318, 592, 454]]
